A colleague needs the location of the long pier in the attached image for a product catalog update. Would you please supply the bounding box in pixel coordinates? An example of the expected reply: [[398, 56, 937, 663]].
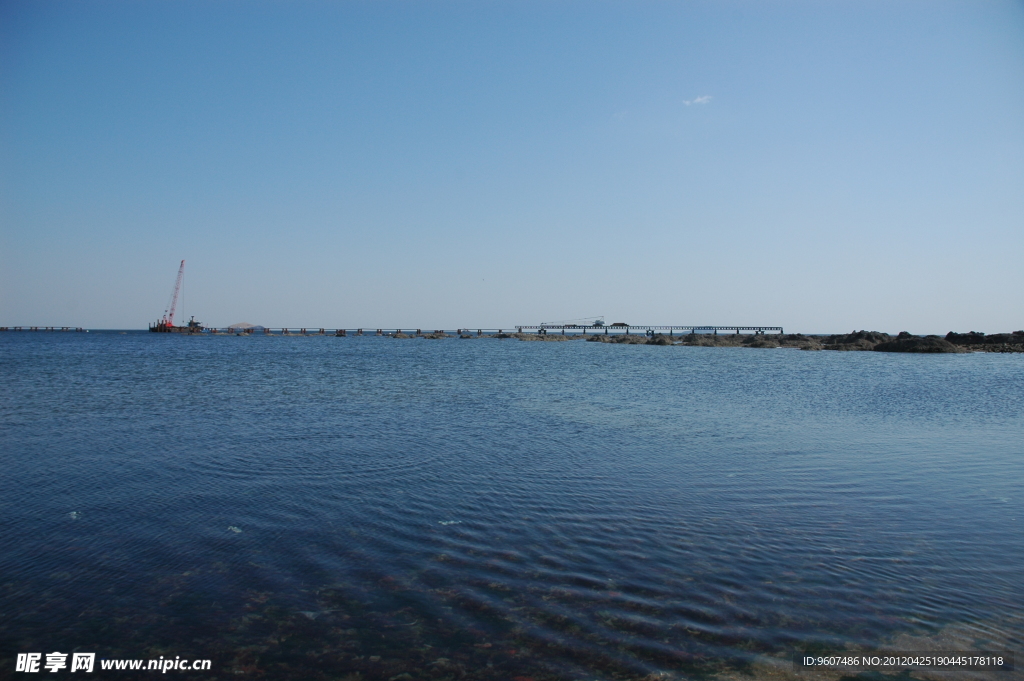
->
[[0, 327, 86, 332], [521, 325, 783, 335], [196, 325, 784, 336], [4, 325, 783, 336]]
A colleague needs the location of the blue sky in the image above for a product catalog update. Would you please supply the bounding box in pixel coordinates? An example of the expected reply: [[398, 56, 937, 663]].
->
[[2, 0, 1022, 332]]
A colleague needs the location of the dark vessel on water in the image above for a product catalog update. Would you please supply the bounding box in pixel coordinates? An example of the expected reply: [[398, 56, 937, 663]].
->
[[149, 316, 203, 333]]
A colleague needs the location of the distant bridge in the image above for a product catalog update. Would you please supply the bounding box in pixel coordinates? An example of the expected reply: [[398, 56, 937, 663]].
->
[[0, 327, 86, 332], [2, 325, 784, 336], [206, 325, 784, 336], [519, 325, 783, 335]]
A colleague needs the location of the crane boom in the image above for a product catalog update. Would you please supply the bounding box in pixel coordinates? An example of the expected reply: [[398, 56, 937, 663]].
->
[[162, 260, 185, 326]]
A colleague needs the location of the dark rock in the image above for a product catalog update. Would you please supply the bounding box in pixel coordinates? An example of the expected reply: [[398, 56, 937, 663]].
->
[[512, 333, 581, 341], [873, 336, 962, 353], [948, 331, 1001, 345], [821, 330, 891, 351], [943, 330, 1024, 352], [588, 334, 642, 344]]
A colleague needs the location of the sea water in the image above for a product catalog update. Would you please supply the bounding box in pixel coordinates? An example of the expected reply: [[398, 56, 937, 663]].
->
[[1, 332, 1021, 679]]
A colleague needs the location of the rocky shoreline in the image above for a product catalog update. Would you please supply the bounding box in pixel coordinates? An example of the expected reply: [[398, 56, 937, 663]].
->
[[591, 329, 1024, 352], [409, 330, 1024, 353]]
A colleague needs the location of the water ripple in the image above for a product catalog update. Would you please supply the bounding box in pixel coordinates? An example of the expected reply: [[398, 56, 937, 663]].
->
[[1, 332, 1022, 678]]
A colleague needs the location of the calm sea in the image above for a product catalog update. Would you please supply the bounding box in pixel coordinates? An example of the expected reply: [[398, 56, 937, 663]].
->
[[2, 332, 1021, 680]]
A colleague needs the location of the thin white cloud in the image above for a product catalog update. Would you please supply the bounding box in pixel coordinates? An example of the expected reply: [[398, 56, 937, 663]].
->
[[683, 95, 712, 106]]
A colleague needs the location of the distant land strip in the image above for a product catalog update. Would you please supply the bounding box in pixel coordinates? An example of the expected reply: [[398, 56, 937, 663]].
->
[[405, 329, 1024, 353], [578, 330, 1024, 353], [3, 327, 1021, 352]]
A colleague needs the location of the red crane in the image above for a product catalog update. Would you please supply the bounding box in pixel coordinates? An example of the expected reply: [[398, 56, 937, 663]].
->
[[161, 260, 185, 327]]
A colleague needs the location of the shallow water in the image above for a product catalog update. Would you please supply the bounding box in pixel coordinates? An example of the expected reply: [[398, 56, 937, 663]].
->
[[1, 332, 1021, 679]]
